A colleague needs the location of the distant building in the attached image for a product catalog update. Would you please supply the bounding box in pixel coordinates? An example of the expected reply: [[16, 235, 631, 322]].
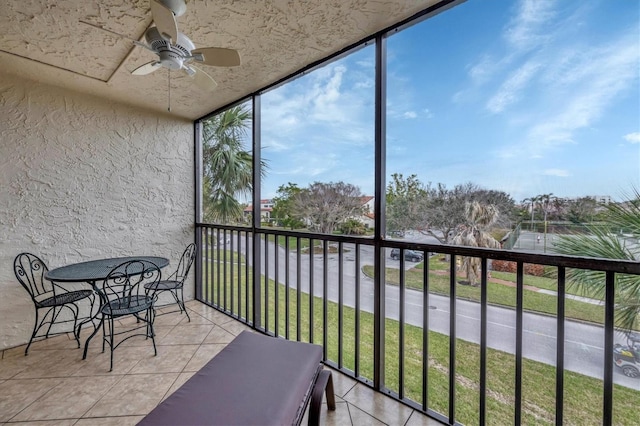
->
[[593, 195, 612, 205], [563, 195, 611, 205], [244, 199, 274, 222], [356, 196, 375, 228]]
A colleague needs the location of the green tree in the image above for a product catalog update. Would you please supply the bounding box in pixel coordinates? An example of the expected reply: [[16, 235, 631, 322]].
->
[[536, 193, 556, 224], [201, 105, 267, 223], [292, 181, 363, 234], [386, 176, 516, 244], [555, 188, 640, 332], [566, 196, 599, 224], [271, 183, 305, 229], [521, 196, 538, 230], [385, 173, 430, 236], [422, 182, 515, 244]]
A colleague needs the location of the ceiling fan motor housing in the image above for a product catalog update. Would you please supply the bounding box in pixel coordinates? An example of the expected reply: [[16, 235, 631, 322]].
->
[[145, 26, 195, 70]]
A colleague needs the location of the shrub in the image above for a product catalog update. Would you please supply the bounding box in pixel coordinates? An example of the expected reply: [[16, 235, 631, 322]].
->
[[339, 219, 367, 235], [492, 260, 544, 276]]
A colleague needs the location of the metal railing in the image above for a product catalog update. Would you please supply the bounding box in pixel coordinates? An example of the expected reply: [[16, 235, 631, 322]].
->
[[195, 223, 640, 425]]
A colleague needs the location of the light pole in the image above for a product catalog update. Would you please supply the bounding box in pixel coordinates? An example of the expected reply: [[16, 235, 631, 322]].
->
[[530, 200, 535, 231]]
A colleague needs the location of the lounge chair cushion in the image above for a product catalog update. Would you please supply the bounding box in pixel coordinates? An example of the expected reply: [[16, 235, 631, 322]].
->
[[138, 331, 324, 426]]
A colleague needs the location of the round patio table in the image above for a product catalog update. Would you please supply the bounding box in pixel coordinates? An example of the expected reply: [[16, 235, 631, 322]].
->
[[45, 256, 170, 359], [45, 256, 169, 283]]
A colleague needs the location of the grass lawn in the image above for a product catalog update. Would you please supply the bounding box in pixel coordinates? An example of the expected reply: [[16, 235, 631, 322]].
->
[[203, 253, 639, 425], [491, 269, 592, 297], [363, 264, 608, 325], [273, 235, 311, 251]]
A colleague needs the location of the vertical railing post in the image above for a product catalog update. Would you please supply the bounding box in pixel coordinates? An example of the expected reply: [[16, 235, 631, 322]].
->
[[309, 238, 315, 343], [338, 241, 344, 368], [264, 235, 270, 333], [373, 31, 387, 392], [195, 226, 203, 302], [422, 251, 430, 412], [399, 253, 406, 400], [603, 272, 615, 425], [556, 267, 566, 425], [252, 95, 262, 330], [245, 231, 250, 323], [296, 239, 302, 342], [515, 262, 524, 425], [480, 257, 488, 426], [216, 229, 221, 306], [285, 236, 290, 340], [448, 254, 457, 423], [193, 120, 203, 304], [322, 240, 328, 359], [355, 244, 361, 378], [274, 233, 279, 337]]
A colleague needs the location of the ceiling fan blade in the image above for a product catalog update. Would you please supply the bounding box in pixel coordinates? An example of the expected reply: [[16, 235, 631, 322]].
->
[[132, 61, 162, 75], [159, 0, 186, 16], [150, 0, 178, 42], [190, 66, 218, 92], [191, 47, 241, 67]]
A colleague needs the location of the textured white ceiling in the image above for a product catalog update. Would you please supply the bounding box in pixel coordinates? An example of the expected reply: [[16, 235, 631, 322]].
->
[[0, 0, 442, 119]]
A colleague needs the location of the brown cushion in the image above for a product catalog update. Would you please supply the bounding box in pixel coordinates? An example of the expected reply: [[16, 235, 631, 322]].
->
[[138, 331, 323, 426]]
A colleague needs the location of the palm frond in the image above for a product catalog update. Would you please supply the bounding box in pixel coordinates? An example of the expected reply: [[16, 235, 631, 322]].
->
[[555, 187, 640, 332]]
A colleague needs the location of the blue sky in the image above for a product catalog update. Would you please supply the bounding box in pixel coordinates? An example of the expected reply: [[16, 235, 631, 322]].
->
[[259, 0, 639, 203]]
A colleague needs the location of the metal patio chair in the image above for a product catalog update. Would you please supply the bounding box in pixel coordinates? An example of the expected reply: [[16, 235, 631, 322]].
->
[[99, 260, 161, 371], [144, 243, 196, 322], [14, 252, 95, 355]]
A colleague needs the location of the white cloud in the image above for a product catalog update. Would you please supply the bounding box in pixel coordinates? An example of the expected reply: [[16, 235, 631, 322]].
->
[[526, 32, 640, 152], [272, 166, 305, 175], [504, 0, 556, 50], [403, 111, 417, 119], [543, 169, 571, 177], [261, 137, 289, 152], [624, 132, 640, 144], [309, 66, 346, 121], [468, 55, 497, 83], [486, 60, 541, 113]]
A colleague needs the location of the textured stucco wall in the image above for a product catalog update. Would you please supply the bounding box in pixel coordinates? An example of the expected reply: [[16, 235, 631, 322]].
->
[[0, 72, 195, 350]]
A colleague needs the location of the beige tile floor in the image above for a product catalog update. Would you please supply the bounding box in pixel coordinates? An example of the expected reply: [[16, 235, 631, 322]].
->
[[0, 301, 442, 426]]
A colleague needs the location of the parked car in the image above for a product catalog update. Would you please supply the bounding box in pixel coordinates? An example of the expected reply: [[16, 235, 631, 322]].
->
[[390, 248, 424, 262], [614, 332, 640, 378]]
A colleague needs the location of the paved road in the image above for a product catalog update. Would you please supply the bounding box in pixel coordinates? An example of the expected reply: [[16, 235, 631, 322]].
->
[[231, 238, 639, 390]]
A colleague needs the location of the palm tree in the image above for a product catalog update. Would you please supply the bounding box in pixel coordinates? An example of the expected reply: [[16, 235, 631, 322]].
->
[[536, 193, 556, 251], [202, 105, 267, 223], [522, 196, 537, 231], [554, 188, 640, 332], [536, 193, 555, 222], [452, 201, 501, 286]]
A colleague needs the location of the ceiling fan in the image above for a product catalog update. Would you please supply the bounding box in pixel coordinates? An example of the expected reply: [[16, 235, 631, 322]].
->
[[81, 0, 240, 94]]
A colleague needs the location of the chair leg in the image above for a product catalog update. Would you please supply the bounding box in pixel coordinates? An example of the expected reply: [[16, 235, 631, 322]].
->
[[68, 303, 82, 348], [83, 316, 104, 360], [102, 316, 108, 354], [148, 308, 157, 356], [308, 370, 335, 426], [108, 316, 115, 372], [178, 287, 190, 322], [44, 305, 61, 338], [25, 308, 40, 356]]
